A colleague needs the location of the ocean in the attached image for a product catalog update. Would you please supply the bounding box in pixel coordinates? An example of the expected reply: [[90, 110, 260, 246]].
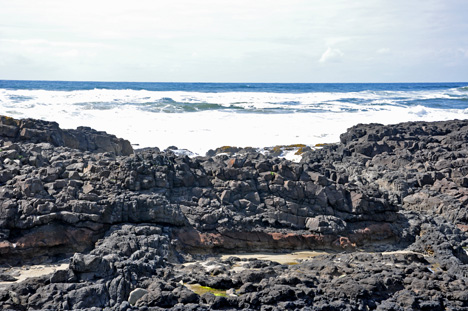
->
[[1, 80, 468, 156]]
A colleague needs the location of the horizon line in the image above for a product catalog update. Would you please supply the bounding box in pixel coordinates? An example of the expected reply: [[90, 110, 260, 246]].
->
[[1, 79, 468, 84]]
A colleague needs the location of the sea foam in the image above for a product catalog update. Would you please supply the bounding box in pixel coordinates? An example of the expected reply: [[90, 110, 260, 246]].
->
[[1, 84, 467, 155]]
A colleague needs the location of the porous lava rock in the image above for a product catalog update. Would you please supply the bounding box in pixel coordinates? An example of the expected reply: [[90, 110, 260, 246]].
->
[[1, 116, 468, 310]]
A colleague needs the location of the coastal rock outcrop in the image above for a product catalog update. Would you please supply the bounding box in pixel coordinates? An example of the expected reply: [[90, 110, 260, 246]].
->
[[1, 116, 468, 310], [0, 115, 133, 156]]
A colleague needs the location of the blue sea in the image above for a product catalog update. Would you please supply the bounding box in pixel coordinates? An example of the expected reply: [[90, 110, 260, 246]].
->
[[1, 80, 468, 156]]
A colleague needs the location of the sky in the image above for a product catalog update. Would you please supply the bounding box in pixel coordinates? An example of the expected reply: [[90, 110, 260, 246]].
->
[[0, 0, 467, 83]]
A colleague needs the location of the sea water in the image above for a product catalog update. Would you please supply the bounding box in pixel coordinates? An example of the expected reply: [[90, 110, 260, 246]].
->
[[0, 81, 467, 155]]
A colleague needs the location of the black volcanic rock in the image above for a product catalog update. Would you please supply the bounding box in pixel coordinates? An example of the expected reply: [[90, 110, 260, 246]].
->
[[1, 116, 468, 310], [0, 115, 133, 155]]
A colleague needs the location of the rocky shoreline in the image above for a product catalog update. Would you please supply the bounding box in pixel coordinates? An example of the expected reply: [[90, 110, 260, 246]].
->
[[1, 115, 468, 310]]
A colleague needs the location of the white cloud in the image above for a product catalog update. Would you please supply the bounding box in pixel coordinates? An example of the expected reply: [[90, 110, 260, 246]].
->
[[0, 39, 107, 49], [377, 48, 390, 54], [1, 0, 467, 82], [319, 47, 344, 63], [57, 49, 80, 59], [457, 48, 468, 58], [325, 37, 351, 46]]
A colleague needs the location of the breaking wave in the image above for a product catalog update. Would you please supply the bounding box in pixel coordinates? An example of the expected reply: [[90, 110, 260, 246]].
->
[[0, 81, 467, 154]]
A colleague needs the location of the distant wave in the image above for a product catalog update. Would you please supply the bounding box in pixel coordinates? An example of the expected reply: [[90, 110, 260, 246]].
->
[[1, 86, 468, 115], [1, 82, 468, 154]]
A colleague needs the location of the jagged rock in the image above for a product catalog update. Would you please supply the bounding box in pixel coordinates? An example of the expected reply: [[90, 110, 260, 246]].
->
[[305, 215, 347, 234], [0, 115, 133, 156], [1, 117, 468, 310], [128, 288, 148, 305]]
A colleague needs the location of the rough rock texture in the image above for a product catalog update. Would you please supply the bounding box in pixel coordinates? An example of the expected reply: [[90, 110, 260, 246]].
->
[[1, 116, 468, 310], [0, 115, 133, 156]]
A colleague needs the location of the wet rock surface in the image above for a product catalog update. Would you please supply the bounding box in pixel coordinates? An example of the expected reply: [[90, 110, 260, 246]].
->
[[1, 116, 468, 310]]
